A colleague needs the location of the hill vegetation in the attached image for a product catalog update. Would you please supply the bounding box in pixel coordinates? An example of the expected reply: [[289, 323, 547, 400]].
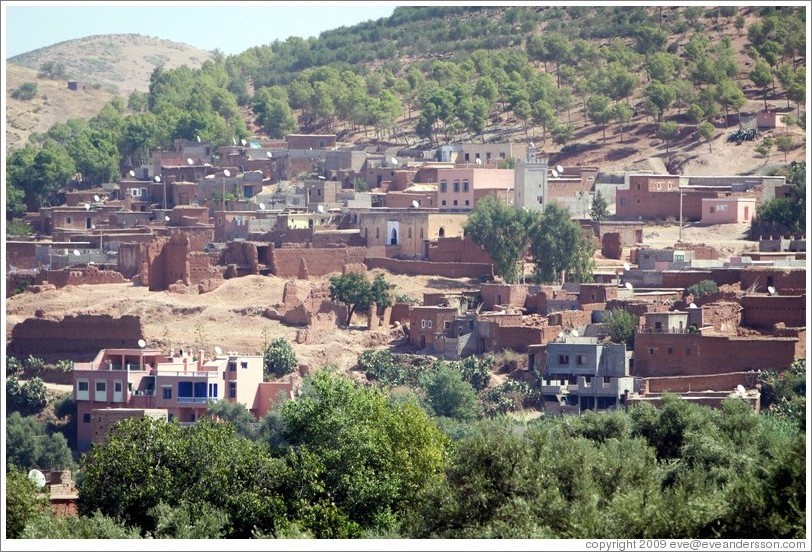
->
[[5, 6, 807, 220]]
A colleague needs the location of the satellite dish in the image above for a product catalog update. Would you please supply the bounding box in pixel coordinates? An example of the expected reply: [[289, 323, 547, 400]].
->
[[196, 134, 201, 143], [556, 165, 564, 173], [84, 203, 90, 211], [737, 384, 746, 395], [571, 330, 579, 337], [154, 175, 161, 183], [187, 158, 194, 165], [259, 202, 266, 210], [138, 339, 146, 348], [266, 151, 273, 158], [214, 346, 223, 356], [223, 169, 231, 177], [93, 194, 100, 202], [232, 137, 237, 146], [28, 469, 46, 489], [317, 205, 325, 213], [475, 157, 483, 165], [73, 249, 81, 257], [767, 286, 776, 295], [529, 141, 535, 148], [625, 282, 633, 291], [241, 139, 247, 146], [164, 215, 171, 222], [128, 170, 135, 177], [205, 174, 215, 179], [391, 157, 398, 166], [411, 200, 420, 208], [689, 302, 698, 309], [623, 262, 631, 271], [551, 169, 559, 178]]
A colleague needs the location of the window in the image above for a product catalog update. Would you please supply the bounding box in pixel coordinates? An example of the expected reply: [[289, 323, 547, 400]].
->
[[229, 382, 237, 398], [465, 200, 470, 206], [427, 320, 433, 329], [163, 387, 172, 399], [486, 153, 491, 161], [66, 216, 72, 224], [208, 383, 218, 398], [86, 217, 92, 229], [131, 188, 141, 197], [83, 413, 91, 423], [576, 354, 587, 365], [686, 348, 691, 355], [453, 200, 458, 206], [674, 253, 685, 262], [440, 180, 447, 192], [500, 153, 506, 159], [603, 376, 612, 385], [229, 362, 237, 372], [77, 380, 89, 400], [96, 381, 106, 392], [408, 227, 412, 239], [453, 180, 460, 192], [241, 361, 248, 369], [376, 227, 380, 239], [462, 180, 469, 192], [94, 380, 107, 401], [654, 321, 663, 331], [421, 319, 426, 329], [558, 354, 570, 364], [709, 206, 715, 213], [464, 153, 470, 161], [636, 183, 641, 191], [649, 348, 655, 355], [620, 198, 626, 207], [668, 347, 674, 355], [441, 200, 447, 206], [444, 321, 451, 329], [420, 228, 424, 238]]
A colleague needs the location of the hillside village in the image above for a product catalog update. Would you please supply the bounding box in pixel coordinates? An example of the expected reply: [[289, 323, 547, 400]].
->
[[4, 4, 807, 542]]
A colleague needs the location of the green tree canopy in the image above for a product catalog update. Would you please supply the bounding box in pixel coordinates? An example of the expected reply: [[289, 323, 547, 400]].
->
[[329, 272, 392, 326], [530, 203, 595, 284]]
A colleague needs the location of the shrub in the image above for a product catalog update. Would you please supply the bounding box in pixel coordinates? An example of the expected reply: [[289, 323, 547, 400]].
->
[[604, 308, 638, 349], [263, 338, 297, 380], [687, 279, 718, 297], [11, 82, 38, 100]]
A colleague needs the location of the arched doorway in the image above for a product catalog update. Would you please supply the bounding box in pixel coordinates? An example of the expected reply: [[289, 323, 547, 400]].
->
[[438, 227, 445, 238], [390, 228, 398, 245]]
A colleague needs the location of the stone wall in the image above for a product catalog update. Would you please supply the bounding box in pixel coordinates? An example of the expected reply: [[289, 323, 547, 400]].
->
[[9, 314, 146, 355]]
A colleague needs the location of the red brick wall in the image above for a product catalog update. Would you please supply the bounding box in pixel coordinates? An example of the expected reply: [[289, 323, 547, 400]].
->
[[9, 314, 145, 355], [384, 190, 437, 208], [634, 332, 799, 377], [741, 295, 806, 328], [36, 266, 128, 288], [271, 246, 368, 277], [645, 372, 758, 393], [740, 267, 807, 295], [409, 307, 457, 350], [481, 284, 528, 310], [364, 257, 493, 279], [578, 283, 619, 305], [427, 236, 494, 264], [616, 189, 710, 221], [6, 242, 38, 270], [492, 326, 545, 352], [548, 310, 591, 328], [660, 271, 715, 289], [390, 303, 411, 325]]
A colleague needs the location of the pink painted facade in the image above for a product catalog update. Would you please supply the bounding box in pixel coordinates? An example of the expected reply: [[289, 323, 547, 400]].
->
[[73, 347, 294, 450], [436, 168, 514, 211], [700, 197, 756, 224]]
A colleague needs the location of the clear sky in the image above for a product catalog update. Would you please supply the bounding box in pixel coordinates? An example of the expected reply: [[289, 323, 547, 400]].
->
[[3, 1, 398, 58]]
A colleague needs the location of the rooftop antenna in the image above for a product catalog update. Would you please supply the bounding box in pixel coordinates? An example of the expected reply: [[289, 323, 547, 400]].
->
[[259, 202, 266, 210], [28, 469, 47, 489], [214, 346, 223, 356], [625, 282, 634, 292], [556, 164, 564, 173], [187, 158, 194, 165], [241, 138, 247, 146], [93, 194, 100, 202], [138, 339, 146, 348], [623, 262, 631, 271], [128, 169, 135, 178], [411, 200, 419, 208]]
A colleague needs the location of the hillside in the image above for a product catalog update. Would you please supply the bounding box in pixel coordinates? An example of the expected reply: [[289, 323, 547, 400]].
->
[[6, 34, 213, 151]]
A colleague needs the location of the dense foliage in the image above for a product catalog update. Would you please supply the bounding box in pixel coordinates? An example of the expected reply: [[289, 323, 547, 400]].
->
[[6, 412, 74, 471], [750, 161, 806, 237], [604, 308, 639, 349], [262, 337, 298, 380], [328, 272, 392, 326]]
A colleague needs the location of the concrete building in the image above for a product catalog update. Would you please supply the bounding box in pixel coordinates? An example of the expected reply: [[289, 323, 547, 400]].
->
[[73, 347, 295, 450], [514, 146, 549, 213], [435, 167, 514, 211], [700, 197, 756, 224], [358, 209, 467, 258], [537, 336, 633, 411]]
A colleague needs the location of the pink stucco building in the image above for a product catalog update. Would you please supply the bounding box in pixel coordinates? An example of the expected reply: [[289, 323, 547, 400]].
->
[[73, 347, 295, 450], [436, 168, 514, 211], [700, 197, 756, 224]]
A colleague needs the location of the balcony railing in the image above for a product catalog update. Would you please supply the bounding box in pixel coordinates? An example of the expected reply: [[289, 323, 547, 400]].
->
[[639, 328, 690, 335], [177, 397, 217, 404]]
